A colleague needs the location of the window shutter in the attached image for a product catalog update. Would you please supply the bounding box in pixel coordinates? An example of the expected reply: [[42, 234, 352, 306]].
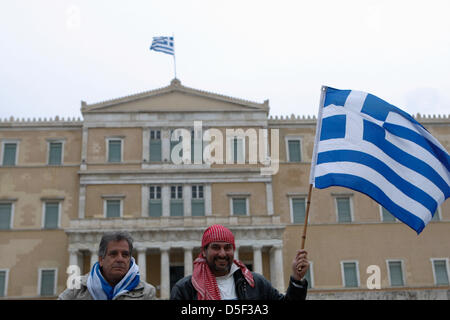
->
[[343, 262, 358, 287], [44, 202, 59, 229], [389, 261, 404, 286], [0, 204, 12, 230], [233, 198, 247, 216], [337, 198, 351, 223], [40, 270, 55, 296], [434, 260, 449, 285], [288, 140, 301, 162], [292, 198, 306, 223], [106, 200, 121, 218], [49, 142, 62, 165], [3, 143, 17, 166], [108, 140, 121, 162]]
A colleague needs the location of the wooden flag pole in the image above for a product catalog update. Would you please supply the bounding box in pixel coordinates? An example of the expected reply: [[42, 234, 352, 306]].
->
[[301, 183, 313, 249]]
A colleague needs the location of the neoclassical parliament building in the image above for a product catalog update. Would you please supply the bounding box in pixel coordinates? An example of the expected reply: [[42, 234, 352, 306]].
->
[[1, 79, 449, 299]]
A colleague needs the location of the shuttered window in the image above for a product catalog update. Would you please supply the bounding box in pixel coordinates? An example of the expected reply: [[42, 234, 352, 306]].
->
[[191, 185, 204, 216], [343, 262, 359, 288], [0, 203, 12, 230], [433, 260, 449, 286], [2, 143, 17, 166], [388, 261, 404, 286], [149, 186, 162, 217], [40, 269, 56, 296], [170, 186, 183, 216], [292, 198, 306, 224], [44, 202, 59, 229], [48, 142, 62, 165], [288, 140, 301, 162], [337, 197, 352, 223], [108, 140, 122, 163], [149, 130, 162, 162]]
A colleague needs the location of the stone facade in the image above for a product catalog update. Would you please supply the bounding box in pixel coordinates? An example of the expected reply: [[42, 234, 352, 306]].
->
[[0, 79, 449, 299]]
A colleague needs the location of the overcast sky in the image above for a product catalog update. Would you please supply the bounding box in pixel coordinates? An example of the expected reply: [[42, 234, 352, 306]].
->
[[1, 0, 449, 120]]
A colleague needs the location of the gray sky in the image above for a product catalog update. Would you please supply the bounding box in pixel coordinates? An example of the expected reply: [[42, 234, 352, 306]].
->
[[1, 0, 449, 120]]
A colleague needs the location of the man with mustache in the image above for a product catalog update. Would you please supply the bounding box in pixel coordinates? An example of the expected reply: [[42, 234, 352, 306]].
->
[[170, 224, 309, 300], [58, 231, 156, 300]]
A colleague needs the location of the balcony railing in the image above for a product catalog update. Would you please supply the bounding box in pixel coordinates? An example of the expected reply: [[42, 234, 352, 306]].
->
[[67, 215, 282, 230]]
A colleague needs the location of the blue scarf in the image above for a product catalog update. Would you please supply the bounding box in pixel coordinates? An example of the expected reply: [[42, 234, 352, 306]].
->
[[87, 257, 140, 300]]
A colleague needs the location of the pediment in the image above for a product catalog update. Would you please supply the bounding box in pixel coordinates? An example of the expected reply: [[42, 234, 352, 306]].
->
[[81, 79, 269, 114]]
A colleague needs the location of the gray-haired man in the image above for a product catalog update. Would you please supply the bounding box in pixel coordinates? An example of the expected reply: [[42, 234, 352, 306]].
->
[[59, 231, 156, 300]]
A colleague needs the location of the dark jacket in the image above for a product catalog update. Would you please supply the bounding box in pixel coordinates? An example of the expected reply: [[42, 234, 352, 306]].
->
[[170, 269, 307, 300]]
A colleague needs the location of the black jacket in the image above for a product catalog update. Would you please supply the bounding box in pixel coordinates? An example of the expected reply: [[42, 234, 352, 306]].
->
[[170, 269, 307, 300]]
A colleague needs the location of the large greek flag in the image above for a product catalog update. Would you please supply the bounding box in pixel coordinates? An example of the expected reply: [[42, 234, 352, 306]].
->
[[310, 86, 450, 234], [150, 36, 174, 55]]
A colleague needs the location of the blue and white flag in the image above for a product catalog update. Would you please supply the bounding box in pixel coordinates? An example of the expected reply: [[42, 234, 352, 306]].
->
[[150, 36, 174, 55], [310, 86, 450, 234]]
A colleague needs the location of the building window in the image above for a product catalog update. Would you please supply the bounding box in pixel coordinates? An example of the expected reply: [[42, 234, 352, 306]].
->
[[149, 130, 162, 162], [39, 269, 57, 297], [381, 206, 396, 222], [170, 185, 183, 216], [432, 259, 449, 286], [149, 186, 162, 217], [231, 137, 245, 163], [0, 203, 13, 230], [48, 141, 63, 165], [43, 202, 60, 229], [107, 138, 122, 163], [0, 269, 8, 297], [1, 141, 18, 166], [290, 197, 306, 224], [105, 199, 122, 218], [232, 198, 248, 216], [288, 140, 302, 162], [341, 261, 359, 288], [336, 197, 352, 223], [191, 185, 205, 216], [387, 260, 405, 287]]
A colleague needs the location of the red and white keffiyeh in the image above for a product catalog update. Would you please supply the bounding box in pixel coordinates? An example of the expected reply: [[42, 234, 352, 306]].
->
[[191, 224, 255, 300]]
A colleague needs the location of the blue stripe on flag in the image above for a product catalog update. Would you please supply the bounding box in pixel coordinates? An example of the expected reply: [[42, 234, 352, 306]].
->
[[382, 123, 450, 172], [363, 120, 449, 198], [324, 87, 351, 107], [315, 173, 426, 233], [317, 150, 438, 214]]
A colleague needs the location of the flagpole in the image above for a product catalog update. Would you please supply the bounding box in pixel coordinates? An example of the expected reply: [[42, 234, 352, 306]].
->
[[172, 33, 177, 79], [300, 86, 326, 253], [300, 183, 313, 249]]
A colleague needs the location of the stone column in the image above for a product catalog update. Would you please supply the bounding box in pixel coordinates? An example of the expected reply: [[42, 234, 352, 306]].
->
[[78, 184, 86, 219], [266, 182, 274, 215], [80, 126, 88, 170], [162, 128, 171, 163], [141, 184, 149, 217], [253, 245, 263, 275], [204, 184, 212, 216], [183, 184, 192, 217], [160, 247, 170, 299], [142, 128, 150, 164], [270, 245, 285, 292], [162, 185, 170, 217], [184, 246, 193, 276], [137, 248, 147, 282]]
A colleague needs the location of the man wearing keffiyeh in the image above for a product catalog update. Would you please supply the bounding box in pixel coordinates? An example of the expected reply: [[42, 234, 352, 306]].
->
[[170, 224, 309, 300], [58, 231, 156, 300]]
